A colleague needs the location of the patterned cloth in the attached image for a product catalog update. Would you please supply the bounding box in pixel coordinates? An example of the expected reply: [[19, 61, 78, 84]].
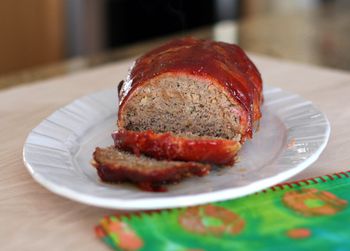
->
[[95, 171, 350, 251]]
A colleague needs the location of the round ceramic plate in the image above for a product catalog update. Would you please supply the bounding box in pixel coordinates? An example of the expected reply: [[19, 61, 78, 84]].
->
[[23, 86, 330, 210]]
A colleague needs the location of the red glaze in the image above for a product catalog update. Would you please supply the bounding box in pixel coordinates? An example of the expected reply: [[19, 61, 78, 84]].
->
[[113, 130, 241, 165], [118, 37, 263, 139]]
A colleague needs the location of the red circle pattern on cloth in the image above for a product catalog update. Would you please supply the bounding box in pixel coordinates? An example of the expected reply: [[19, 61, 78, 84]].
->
[[178, 204, 245, 235], [283, 188, 347, 216]]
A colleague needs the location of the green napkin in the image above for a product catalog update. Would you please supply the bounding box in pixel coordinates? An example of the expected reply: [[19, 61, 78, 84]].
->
[[95, 171, 350, 251]]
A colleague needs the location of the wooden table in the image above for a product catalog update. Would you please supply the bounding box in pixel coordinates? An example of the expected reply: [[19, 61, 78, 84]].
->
[[1, 55, 350, 250]]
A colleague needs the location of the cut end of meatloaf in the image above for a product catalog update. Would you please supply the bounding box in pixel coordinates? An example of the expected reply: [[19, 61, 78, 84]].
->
[[119, 73, 244, 141], [92, 146, 211, 190], [113, 129, 241, 165]]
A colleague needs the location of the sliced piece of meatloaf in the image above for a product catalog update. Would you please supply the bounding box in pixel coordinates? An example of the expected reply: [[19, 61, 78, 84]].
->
[[117, 37, 263, 143], [112, 129, 241, 165], [92, 146, 210, 189]]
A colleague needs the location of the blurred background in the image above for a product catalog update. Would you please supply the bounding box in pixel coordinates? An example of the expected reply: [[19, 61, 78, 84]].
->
[[1, 0, 349, 88]]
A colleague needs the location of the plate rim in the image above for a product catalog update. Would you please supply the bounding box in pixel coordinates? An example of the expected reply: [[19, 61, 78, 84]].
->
[[23, 86, 331, 210]]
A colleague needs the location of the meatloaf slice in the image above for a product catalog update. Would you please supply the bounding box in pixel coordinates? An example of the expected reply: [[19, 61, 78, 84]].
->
[[113, 130, 241, 165], [92, 146, 210, 190]]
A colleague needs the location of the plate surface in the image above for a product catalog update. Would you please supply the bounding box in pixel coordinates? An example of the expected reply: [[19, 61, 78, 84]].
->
[[23, 86, 330, 210]]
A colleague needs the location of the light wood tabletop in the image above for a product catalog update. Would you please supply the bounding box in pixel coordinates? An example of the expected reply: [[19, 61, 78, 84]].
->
[[1, 54, 350, 251]]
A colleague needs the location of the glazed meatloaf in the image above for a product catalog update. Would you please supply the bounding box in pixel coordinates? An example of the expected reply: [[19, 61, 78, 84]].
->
[[112, 129, 241, 165], [92, 147, 210, 191], [118, 37, 263, 143], [93, 37, 263, 190]]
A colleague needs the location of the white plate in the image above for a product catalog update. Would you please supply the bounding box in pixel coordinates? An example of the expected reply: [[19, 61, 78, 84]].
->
[[23, 86, 330, 210]]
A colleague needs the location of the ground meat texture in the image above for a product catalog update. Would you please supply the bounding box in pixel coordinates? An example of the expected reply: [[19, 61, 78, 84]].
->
[[92, 146, 210, 191], [113, 129, 241, 165], [120, 74, 243, 141]]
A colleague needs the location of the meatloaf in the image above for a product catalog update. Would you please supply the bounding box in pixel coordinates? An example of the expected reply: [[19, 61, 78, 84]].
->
[[92, 146, 210, 191], [112, 129, 241, 165], [117, 37, 263, 143]]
